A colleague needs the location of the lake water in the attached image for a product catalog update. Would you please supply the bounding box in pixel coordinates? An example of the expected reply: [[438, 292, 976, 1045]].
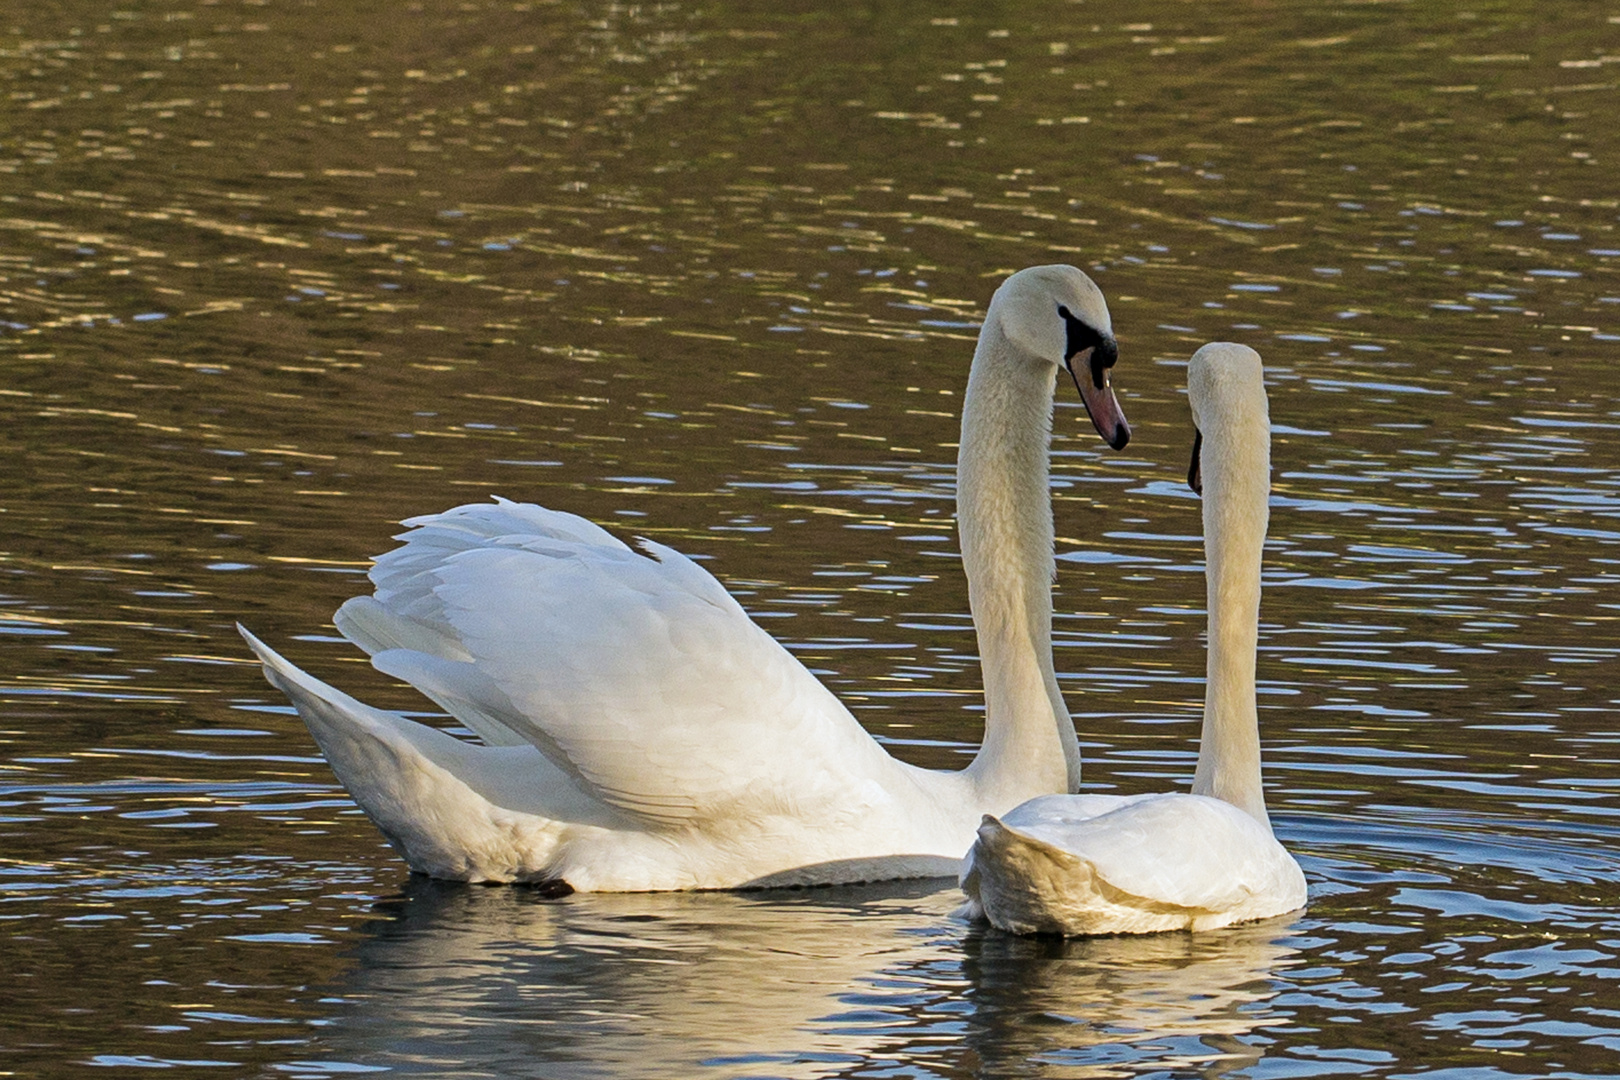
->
[[3, 1, 1619, 1076]]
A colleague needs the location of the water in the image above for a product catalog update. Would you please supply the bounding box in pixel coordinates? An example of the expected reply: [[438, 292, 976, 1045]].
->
[[3, 0, 1619, 1075]]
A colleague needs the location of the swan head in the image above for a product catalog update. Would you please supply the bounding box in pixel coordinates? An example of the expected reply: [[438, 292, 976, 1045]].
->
[[1186, 342, 1268, 495], [986, 265, 1130, 450]]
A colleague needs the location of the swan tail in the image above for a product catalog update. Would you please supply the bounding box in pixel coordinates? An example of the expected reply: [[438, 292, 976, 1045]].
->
[[964, 801, 1306, 936], [964, 815, 1226, 936], [237, 624, 567, 882]]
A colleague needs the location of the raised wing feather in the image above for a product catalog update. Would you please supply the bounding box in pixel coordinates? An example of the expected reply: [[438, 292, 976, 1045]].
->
[[345, 500, 902, 827]]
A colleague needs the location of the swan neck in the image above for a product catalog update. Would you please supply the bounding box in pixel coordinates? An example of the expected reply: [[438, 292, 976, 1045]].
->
[[956, 319, 1079, 805], [1189, 411, 1272, 829]]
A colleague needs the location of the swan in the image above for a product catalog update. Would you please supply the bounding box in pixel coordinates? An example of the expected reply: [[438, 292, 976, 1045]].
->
[[240, 264, 1131, 892], [957, 341, 1306, 935]]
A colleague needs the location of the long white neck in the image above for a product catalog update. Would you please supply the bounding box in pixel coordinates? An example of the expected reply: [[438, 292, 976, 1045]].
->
[[956, 320, 1080, 807], [1189, 404, 1272, 828]]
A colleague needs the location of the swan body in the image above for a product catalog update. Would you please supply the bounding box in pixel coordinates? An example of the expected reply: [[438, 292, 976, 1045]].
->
[[243, 265, 1130, 891], [958, 342, 1306, 934]]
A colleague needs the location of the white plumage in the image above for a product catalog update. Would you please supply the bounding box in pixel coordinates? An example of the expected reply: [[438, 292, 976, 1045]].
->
[[242, 264, 1131, 891], [958, 342, 1307, 935]]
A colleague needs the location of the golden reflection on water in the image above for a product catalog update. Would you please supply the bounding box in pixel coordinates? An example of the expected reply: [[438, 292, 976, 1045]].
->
[[2, 0, 1620, 1076], [319, 880, 1301, 1079]]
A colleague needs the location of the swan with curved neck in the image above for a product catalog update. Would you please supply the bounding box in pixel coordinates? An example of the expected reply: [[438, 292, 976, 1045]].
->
[[240, 264, 1129, 891], [958, 342, 1306, 934]]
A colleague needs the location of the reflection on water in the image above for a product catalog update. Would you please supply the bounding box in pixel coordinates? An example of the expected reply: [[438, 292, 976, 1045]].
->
[[3, 0, 1620, 1075], [323, 878, 1303, 1079]]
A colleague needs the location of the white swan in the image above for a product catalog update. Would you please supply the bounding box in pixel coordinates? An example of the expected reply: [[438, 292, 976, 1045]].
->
[[957, 342, 1306, 935], [240, 264, 1131, 892]]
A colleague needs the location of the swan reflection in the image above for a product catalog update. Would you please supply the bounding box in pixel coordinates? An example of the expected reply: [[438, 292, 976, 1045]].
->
[[318, 879, 1302, 1077], [959, 921, 1302, 1076]]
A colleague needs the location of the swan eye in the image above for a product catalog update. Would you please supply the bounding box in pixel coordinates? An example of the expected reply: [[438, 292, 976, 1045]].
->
[[1057, 305, 1116, 389]]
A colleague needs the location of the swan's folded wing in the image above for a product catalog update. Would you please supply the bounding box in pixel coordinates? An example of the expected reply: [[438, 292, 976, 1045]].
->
[[352, 501, 900, 827], [1000, 793, 1297, 913]]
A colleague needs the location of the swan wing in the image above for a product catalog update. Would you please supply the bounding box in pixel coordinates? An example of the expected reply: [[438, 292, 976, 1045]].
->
[[342, 500, 901, 827]]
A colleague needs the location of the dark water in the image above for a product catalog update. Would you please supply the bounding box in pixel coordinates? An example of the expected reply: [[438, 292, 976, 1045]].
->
[[3, 1, 1619, 1076]]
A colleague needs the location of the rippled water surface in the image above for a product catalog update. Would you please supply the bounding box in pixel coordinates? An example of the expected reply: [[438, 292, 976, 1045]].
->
[[4, 1, 1619, 1076]]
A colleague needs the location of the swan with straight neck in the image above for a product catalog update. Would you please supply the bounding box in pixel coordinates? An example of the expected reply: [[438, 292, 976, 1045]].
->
[[240, 264, 1129, 891]]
